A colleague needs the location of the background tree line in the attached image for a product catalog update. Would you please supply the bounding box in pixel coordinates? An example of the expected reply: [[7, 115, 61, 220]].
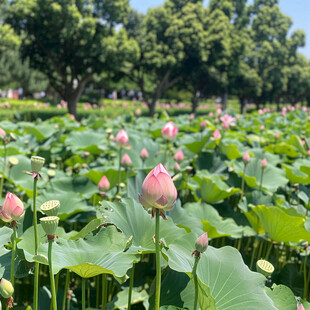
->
[[0, 0, 309, 116]]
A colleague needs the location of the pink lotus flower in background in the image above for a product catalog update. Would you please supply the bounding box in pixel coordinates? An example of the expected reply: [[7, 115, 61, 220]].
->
[[0, 192, 25, 222], [135, 108, 142, 116], [258, 109, 263, 114], [243, 152, 250, 164], [121, 153, 132, 167], [308, 116, 310, 121], [220, 114, 236, 129], [161, 121, 178, 140], [188, 114, 195, 121], [114, 129, 129, 146], [261, 158, 268, 169], [174, 150, 184, 163], [307, 150, 310, 155], [275, 133, 280, 139], [216, 108, 222, 114], [123, 102, 128, 108], [208, 112, 214, 117], [0, 128, 6, 139], [298, 303, 305, 310], [302, 106, 307, 112], [260, 125, 265, 131], [213, 129, 221, 140], [57, 104, 62, 109], [140, 148, 149, 160], [98, 176, 110, 191], [194, 232, 208, 254], [200, 120, 207, 130], [174, 162, 181, 172], [139, 163, 177, 219], [68, 114, 75, 120]]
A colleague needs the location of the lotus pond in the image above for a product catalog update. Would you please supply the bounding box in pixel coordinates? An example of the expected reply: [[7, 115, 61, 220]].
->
[[0, 108, 310, 310]]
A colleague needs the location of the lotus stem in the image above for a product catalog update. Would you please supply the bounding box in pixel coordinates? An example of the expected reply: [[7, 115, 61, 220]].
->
[[117, 147, 122, 194], [304, 254, 308, 300], [48, 239, 57, 310], [259, 169, 264, 191], [0, 143, 7, 199], [128, 263, 135, 310], [155, 209, 161, 310], [96, 276, 99, 309], [192, 254, 200, 310], [62, 269, 70, 310], [102, 274, 108, 310], [265, 242, 273, 261], [33, 177, 39, 310], [241, 165, 246, 199], [10, 224, 17, 286], [82, 278, 86, 310]]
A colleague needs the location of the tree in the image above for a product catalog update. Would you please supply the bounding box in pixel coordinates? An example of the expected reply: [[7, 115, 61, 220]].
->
[[6, 0, 138, 116]]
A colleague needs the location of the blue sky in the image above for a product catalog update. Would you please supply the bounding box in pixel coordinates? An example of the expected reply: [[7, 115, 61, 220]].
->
[[130, 0, 310, 58]]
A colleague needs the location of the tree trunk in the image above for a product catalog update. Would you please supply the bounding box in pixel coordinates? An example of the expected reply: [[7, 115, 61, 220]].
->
[[148, 99, 156, 117], [191, 90, 200, 114], [239, 98, 245, 114], [65, 76, 92, 117], [307, 97, 310, 107], [276, 99, 280, 112]]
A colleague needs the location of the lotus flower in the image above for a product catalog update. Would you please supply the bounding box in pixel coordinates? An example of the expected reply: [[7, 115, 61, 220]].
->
[[220, 114, 236, 129], [0, 192, 25, 222], [174, 150, 184, 163], [161, 122, 178, 140], [98, 176, 110, 191], [0, 128, 6, 139], [121, 153, 132, 167], [114, 129, 129, 146], [275, 133, 280, 139], [213, 129, 221, 140], [243, 152, 250, 164], [200, 120, 207, 130], [297, 303, 305, 310], [261, 158, 267, 169], [195, 232, 208, 254], [139, 163, 177, 219], [140, 148, 149, 160]]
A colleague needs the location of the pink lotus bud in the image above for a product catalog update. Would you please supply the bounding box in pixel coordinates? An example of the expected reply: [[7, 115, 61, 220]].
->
[[114, 129, 129, 146], [174, 162, 181, 172], [216, 108, 222, 114], [0, 192, 25, 222], [275, 133, 280, 139], [68, 114, 75, 120], [135, 108, 142, 116], [213, 129, 221, 139], [174, 150, 184, 163], [140, 148, 149, 160], [258, 109, 263, 114], [200, 120, 207, 129], [281, 111, 286, 117], [260, 125, 265, 131], [0, 128, 6, 139], [98, 176, 110, 191], [302, 106, 307, 112], [195, 232, 208, 253], [307, 150, 310, 155], [121, 153, 132, 167], [139, 163, 177, 213], [208, 112, 214, 117], [188, 114, 195, 121], [161, 122, 178, 140], [260, 158, 268, 169], [298, 303, 305, 310], [243, 152, 250, 164]]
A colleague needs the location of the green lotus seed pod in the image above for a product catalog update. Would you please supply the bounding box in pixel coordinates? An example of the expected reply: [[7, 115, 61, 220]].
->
[[40, 216, 59, 236], [40, 200, 60, 216], [31, 156, 45, 173], [0, 278, 14, 298], [9, 157, 19, 166], [256, 259, 274, 277]]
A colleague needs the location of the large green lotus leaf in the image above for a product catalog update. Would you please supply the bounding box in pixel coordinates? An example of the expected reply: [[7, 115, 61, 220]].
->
[[295, 159, 310, 177], [286, 135, 307, 156], [198, 278, 216, 310], [23, 123, 57, 141], [251, 205, 310, 243], [183, 202, 253, 238], [265, 284, 299, 310], [102, 198, 188, 254], [200, 175, 241, 203], [84, 167, 126, 189], [264, 143, 300, 158], [249, 148, 282, 166], [282, 164, 310, 184], [0, 145, 24, 158], [163, 234, 276, 310], [0, 226, 14, 278], [127, 170, 146, 202], [36, 189, 93, 220], [65, 130, 106, 154], [182, 131, 212, 154], [232, 158, 288, 192], [219, 138, 245, 160], [46, 175, 98, 199], [160, 307, 187, 310], [18, 225, 139, 278], [108, 288, 149, 309]]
